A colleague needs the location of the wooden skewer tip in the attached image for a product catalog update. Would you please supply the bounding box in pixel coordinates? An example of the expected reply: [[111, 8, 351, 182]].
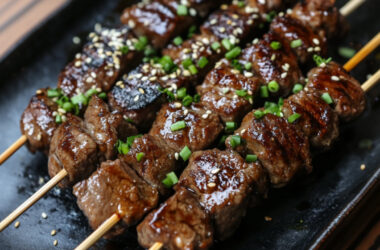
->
[[149, 242, 163, 250], [340, 0, 365, 17], [0, 135, 27, 165]]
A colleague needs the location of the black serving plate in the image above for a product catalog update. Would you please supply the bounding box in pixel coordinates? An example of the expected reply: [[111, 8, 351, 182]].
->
[[0, 0, 379, 249]]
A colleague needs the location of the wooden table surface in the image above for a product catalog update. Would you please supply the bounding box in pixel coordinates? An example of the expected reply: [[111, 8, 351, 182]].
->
[[0, 0, 378, 249]]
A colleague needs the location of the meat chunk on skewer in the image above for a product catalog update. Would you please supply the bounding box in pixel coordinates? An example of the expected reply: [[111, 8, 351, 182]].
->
[[137, 187, 213, 250], [84, 96, 137, 160], [282, 91, 339, 148], [306, 62, 366, 121], [228, 112, 311, 187], [178, 149, 268, 240], [119, 134, 177, 195], [73, 159, 159, 238], [270, 15, 327, 65], [58, 26, 141, 97], [242, 32, 303, 96], [150, 102, 223, 152], [197, 59, 262, 123], [20, 88, 58, 153], [48, 115, 98, 188]]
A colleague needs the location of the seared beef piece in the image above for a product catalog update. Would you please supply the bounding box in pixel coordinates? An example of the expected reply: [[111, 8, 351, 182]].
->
[[197, 59, 262, 123], [270, 15, 327, 65], [73, 159, 158, 238], [241, 32, 303, 96], [246, 0, 285, 19], [201, 3, 260, 44], [20, 88, 58, 153], [306, 62, 366, 121], [282, 91, 339, 148], [48, 115, 98, 188], [178, 149, 268, 240], [119, 134, 177, 195], [108, 64, 167, 130], [58, 27, 140, 97], [84, 96, 137, 160], [163, 33, 224, 88], [228, 112, 311, 187], [137, 187, 213, 250], [290, 0, 347, 39], [150, 102, 223, 152], [121, 0, 218, 49]]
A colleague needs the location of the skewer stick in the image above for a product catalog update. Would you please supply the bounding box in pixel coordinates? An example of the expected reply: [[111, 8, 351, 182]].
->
[[362, 69, 380, 92], [0, 169, 67, 231], [0, 135, 27, 165], [344, 32, 380, 72], [340, 0, 365, 17], [75, 213, 120, 250], [149, 242, 163, 250]]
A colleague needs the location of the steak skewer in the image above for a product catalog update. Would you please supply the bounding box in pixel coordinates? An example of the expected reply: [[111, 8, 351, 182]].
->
[[0, 0, 223, 164], [72, 1, 362, 248]]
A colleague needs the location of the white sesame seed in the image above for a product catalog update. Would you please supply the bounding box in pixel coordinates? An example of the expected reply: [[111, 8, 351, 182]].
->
[[331, 76, 340, 81], [360, 164, 366, 170], [72, 36, 81, 44], [175, 153, 179, 160], [240, 129, 246, 134], [174, 102, 182, 108], [53, 240, 58, 246], [252, 38, 259, 44], [42, 212, 48, 219], [271, 54, 276, 61], [51, 230, 57, 236], [211, 168, 220, 174], [206, 110, 212, 114], [307, 47, 314, 52], [202, 113, 209, 119], [74, 61, 82, 67], [281, 72, 287, 78], [128, 20, 135, 28], [189, 8, 197, 16], [183, 109, 189, 115], [312, 38, 320, 45], [244, 72, 253, 77], [207, 182, 216, 188], [134, 95, 140, 102], [14, 221, 20, 228], [138, 88, 145, 94], [314, 46, 321, 52]]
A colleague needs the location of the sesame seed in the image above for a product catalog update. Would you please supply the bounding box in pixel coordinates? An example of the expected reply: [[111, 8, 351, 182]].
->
[[221, 4, 228, 10], [138, 88, 145, 94], [210, 19, 217, 25], [314, 46, 321, 52], [38, 177, 44, 184], [53, 240, 58, 246], [206, 110, 212, 114], [175, 152, 179, 160], [72, 36, 81, 44], [74, 61, 82, 67], [202, 113, 209, 119], [281, 72, 287, 78], [211, 168, 220, 174], [51, 230, 57, 236], [42, 212, 48, 219], [183, 109, 189, 115], [313, 38, 320, 45], [252, 38, 259, 44], [219, 27, 226, 33], [264, 216, 272, 222], [128, 20, 136, 28], [14, 221, 20, 228], [360, 164, 366, 170], [36, 133, 42, 141], [134, 95, 139, 102], [36, 89, 42, 94], [174, 102, 182, 108], [240, 129, 246, 134], [307, 47, 314, 52], [271, 54, 276, 61], [331, 76, 340, 81], [244, 72, 253, 77], [58, 108, 66, 114], [189, 8, 197, 16], [207, 182, 216, 188]]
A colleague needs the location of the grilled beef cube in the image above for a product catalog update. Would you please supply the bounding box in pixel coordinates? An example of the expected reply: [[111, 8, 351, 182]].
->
[[306, 62, 366, 121], [73, 159, 158, 238], [290, 0, 347, 39], [58, 27, 140, 97], [48, 115, 98, 188], [84, 96, 137, 160], [163, 33, 224, 88], [137, 187, 213, 250], [282, 91, 339, 148], [241, 32, 303, 96], [228, 112, 311, 187], [150, 102, 223, 152], [197, 59, 262, 123], [201, 3, 260, 44], [246, 0, 284, 19], [270, 15, 327, 65], [20, 88, 58, 153], [119, 134, 177, 195], [162, 0, 220, 18], [178, 149, 268, 240], [108, 64, 167, 130]]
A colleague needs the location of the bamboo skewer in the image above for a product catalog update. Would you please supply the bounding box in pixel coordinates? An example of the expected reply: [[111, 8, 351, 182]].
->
[[0, 135, 27, 165], [362, 69, 380, 92], [340, 0, 365, 16]]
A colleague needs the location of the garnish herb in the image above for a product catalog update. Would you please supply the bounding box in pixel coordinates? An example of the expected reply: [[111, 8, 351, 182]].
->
[[180, 146, 192, 161], [162, 171, 179, 188], [245, 154, 257, 163], [321, 92, 333, 104]]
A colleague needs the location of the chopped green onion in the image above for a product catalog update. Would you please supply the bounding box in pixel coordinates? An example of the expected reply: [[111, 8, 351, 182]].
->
[[144, 46, 156, 57], [268, 81, 280, 93], [231, 59, 243, 72], [270, 41, 281, 50], [125, 117, 134, 123], [278, 97, 284, 107], [182, 95, 193, 106], [71, 93, 88, 106], [84, 88, 98, 98], [173, 36, 183, 46], [182, 58, 193, 69], [120, 46, 129, 54], [288, 113, 301, 123], [135, 36, 149, 51], [245, 154, 257, 163], [171, 121, 186, 131], [260, 86, 269, 98], [235, 89, 247, 97], [197, 56, 209, 69], [62, 102, 74, 112], [244, 62, 252, 70], [55, 114, 62, 124], [266, 10, 277, 22], [177, 5, 188, 16], [188, 25, 197, 38], [313, 55, 332, 67], [177, 88, 187, 99], [237, 1, 245, 7], [225, 47, 241, 60], [159, 87, 175, 101], [321, 92, 333, 104], [47, 89, 62, 98], [225, 121, 236, 132], [116, 140, 129, 154], [98, 92, 107, 99], [211, 41, 221, 51], [222, 39, 233, 51], [292, 83, 303, 94], [126, 134, 142, 148], [290, 39, 302, 48], [136, 152, 145, 162], [254, 110, 264, 119], [338, 47, 356, 59], [180, 146, 192, 161], [219, 135, 227, 146], [162, 171, 178, 188], [193, 94, 200, 103], [188, 65, 198, 75], [159, 55, 176, 73], [229, 135, 241, 149]]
